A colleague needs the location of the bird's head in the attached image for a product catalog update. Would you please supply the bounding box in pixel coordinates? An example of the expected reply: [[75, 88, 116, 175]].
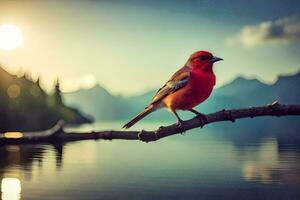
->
[[187, 51, 223, 72]]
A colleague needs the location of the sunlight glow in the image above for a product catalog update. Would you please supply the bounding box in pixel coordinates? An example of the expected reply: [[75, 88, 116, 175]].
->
[[4, 132, 23, 139], [81, 74, 97, 89], [1, 178, 21, 200], [7, 84, 21, 99], [0, 24, 23, 51], [61, 74, 97, 92]]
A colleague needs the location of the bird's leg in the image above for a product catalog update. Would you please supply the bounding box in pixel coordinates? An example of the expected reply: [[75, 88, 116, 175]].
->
[[172, 111, 184, 128], [188, 109, 207, 127]]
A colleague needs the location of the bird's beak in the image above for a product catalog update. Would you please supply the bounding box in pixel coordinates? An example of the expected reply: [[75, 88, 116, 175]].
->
[[209, 56, 223, 63]]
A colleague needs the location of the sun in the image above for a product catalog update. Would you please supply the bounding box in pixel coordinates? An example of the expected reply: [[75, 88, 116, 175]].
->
[[0, 24, 23, 51]]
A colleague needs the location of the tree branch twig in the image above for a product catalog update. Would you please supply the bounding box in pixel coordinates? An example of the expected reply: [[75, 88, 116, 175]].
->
[[1, 101, 300, 144]]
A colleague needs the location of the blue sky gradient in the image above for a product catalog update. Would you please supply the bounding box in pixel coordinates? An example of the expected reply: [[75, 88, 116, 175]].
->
[[0, 0, 299, 95]]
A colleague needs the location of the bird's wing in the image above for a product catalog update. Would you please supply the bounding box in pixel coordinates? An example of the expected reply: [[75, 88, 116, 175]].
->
[[150, 65, 191, 105]]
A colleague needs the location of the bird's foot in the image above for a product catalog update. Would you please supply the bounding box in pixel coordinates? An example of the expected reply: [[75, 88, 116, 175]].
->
[[154, 126, 165, 137], [189, 109, 207, 127], [195, 113, 207, 128], [175, 120, 183, 128], [175, 120, 186, 134], [158, 126, 165, 131]]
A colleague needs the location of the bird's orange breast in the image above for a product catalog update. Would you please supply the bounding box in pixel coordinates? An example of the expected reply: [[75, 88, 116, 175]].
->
[[163, 71, 215, 111]]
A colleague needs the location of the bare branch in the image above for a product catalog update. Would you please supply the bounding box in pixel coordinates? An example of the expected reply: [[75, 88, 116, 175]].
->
[[1, 102, 300, 144]]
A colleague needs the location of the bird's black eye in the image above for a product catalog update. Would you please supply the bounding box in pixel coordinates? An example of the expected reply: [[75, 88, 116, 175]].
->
[[199, 56, 206, 61]]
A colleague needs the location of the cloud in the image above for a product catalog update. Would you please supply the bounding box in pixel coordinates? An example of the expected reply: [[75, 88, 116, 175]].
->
[[226, 15, 300, 47]]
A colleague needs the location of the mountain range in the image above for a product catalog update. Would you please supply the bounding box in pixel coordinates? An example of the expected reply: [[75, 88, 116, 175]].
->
[[63, 71, 300, 122]]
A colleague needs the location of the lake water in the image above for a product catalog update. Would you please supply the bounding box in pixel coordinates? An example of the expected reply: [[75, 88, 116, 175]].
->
[[0, 121, 300, 200]]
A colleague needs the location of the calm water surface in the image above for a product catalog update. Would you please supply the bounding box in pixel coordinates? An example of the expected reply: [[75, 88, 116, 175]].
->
[[0, 121, 299, 200]]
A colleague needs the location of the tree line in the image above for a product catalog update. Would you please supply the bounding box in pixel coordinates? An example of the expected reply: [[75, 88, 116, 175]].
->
[[0, 65, 92, 132]]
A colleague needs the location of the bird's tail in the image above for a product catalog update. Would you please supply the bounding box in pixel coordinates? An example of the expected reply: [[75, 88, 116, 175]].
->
[[123, 105, 156, 129]]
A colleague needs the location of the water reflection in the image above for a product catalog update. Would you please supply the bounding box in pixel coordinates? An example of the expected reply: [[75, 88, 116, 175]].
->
[[1, 178, 21, 200], [0, 122, 299, 199], [233, 139, 300, 184], [0, 143, 63, 175], [0, 144, 63, 180], [0, 143, 64, 199]]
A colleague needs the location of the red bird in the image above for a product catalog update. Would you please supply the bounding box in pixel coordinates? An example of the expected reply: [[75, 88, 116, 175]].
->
[[123, 51, 223, 129]]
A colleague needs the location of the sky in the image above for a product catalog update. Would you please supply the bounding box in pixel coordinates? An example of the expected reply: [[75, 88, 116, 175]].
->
[[0, 0, 300, 95]]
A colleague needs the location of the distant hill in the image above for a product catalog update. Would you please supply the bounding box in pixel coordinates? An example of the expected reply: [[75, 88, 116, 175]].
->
[[64, 71, 300, 122], [0, 66, 92, 132], [63, 85, 128, 120]]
